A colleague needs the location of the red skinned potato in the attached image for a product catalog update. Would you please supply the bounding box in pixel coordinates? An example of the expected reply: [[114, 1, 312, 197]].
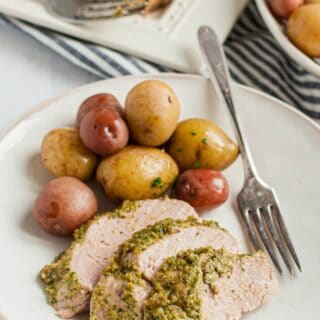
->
[[175, 169, 229, 210], [266, 0, 304, 19], [33, 177, 98, 236], [80, 107, 129, 156], [76, 93, 123, 128]]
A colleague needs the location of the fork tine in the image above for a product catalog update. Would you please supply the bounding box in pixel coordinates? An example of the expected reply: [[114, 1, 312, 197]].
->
[[272, 202, 302, 272], [264, 206, 294, 274], [239, 209, 262, 251], [251, 208, 283, 275]]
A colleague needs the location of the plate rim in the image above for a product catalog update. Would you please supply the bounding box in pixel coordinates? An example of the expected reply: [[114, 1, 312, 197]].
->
[[1, 73, 319, 148], [255, 0, 320, 77]]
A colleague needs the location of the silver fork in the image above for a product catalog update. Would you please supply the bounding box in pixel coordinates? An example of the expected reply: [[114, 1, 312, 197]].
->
[[198, 26, 302, 275], [45, 0, 147, 22]]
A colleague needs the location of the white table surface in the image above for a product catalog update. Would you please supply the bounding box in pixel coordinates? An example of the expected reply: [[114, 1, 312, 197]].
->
[[0, 20, 99, 137]]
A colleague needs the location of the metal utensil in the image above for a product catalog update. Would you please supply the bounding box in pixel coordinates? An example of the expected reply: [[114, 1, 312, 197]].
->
[[45, 0, 147, 22], [198, 25, 301, 275]]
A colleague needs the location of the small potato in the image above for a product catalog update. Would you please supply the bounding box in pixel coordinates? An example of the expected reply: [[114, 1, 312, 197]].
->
[[167, 119, 239, 171], [305, 0, 320, 3], [266, 0, 304, 19], [33, 177, 98, 236], [76, 93, 123, 128], [175, 169, 229, 209], [97, 146, 178, 202], [287, 4, 320, 57], [41, 128, 98, 181], [125, 80, 180, 147], [80, 107, 129, 156]]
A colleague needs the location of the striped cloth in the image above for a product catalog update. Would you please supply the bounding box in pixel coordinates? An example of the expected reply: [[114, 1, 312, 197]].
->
[[1, 1, 320, 120]]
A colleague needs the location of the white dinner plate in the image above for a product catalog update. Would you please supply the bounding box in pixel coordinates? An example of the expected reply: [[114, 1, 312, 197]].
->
[[0, 74, 320, 320], [0, 0, 247, 73], [255, 0, 320, 77]]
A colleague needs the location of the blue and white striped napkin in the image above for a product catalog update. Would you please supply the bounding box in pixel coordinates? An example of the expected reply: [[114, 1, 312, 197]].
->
[[1, 1, 319, 120]]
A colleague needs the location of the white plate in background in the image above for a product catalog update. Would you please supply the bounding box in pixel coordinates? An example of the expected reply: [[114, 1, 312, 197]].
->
[[0, 74, 320, 319], [0, 0, 247, 73], [256, 0, 320, 77]]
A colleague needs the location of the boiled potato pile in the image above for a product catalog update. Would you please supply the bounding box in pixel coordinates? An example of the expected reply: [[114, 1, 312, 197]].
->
[[267, 0, 320, 57], [35, 80, 239, 236]]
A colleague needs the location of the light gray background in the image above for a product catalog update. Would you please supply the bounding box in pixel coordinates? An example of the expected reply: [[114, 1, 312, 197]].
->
[[0, 21, 99, 136]]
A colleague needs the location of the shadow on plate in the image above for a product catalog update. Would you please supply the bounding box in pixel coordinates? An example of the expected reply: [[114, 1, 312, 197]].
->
[[19, 209, 71, 249], [26, 152, 53, 189], [87, 179, 117, 213]]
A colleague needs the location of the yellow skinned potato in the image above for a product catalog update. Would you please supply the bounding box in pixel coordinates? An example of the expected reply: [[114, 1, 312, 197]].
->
[[41, 128, 98, 181], [287, 4, 320, 57], [125, 80, 180, 147], [97, 146, 178, 202], [167, 119, 239, 171], [305, 0, 320, 3]]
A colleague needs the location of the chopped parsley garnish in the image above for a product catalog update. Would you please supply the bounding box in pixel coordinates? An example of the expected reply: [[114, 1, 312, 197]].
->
[[195, 161, 200, 168], [152, 177, 164, 188], [176, 146, 183, 152], [201, 138, 208, 145], [191, 130, 197, 136]]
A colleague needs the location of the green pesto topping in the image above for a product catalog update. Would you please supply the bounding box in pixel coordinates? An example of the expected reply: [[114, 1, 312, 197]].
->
[[201, 138, 208, 145], [191, 130, 197, 136], [91, 279, 140, 320], [91, 218, 221, 320], [145, 251, 202, 320], [117, 217, 217, 259], [91, 255, 147, 320], [144, 247, 235, 320], [39, 243, 83, 306], [108, 200, 140, 219]]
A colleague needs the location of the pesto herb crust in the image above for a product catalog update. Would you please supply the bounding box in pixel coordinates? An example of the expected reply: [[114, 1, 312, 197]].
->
[[90, 218, 221, 320], [144, 247, 236, 320], [40, 243, 80, 305], [117, 217, 216, 260]]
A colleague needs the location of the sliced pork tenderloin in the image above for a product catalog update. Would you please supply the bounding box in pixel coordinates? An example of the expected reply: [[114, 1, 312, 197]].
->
[[144, 247, 278, 320], [39, 199, 198, 318], [90, 217, 239, 320]]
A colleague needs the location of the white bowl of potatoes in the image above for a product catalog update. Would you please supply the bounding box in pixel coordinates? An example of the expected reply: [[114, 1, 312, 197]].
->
[[256, 0, 320, 77]]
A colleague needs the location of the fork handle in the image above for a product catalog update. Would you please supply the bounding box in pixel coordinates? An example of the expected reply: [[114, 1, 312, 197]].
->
[[198, 26, 257, 179]]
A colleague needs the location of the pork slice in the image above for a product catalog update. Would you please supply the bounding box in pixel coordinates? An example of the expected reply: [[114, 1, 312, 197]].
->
[[91, 275, 151, 320], [144, 248, 278, 320], [125, 225, 239, 281], [39, 199, 197, 318], [200, 252, 278, 320], [90, 218, 239, 320]]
